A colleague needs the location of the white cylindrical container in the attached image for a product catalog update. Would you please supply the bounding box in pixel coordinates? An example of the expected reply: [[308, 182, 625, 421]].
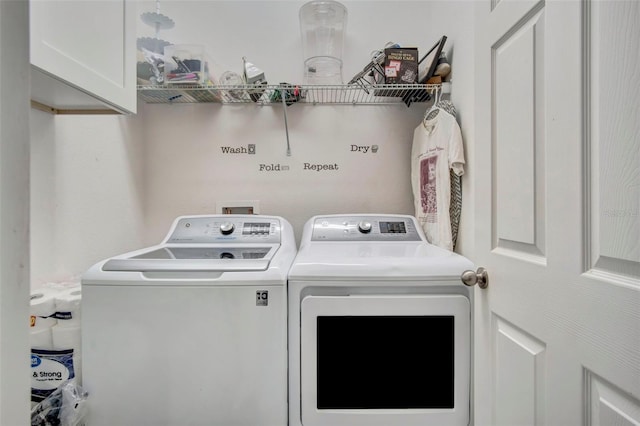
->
[[30, 290, 57, 347], [299, 0, 348, 85], [54, 287, 82, 327]]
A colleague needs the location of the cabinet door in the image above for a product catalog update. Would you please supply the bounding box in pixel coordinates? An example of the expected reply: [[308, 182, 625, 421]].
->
[[30, 0, 136, 114]]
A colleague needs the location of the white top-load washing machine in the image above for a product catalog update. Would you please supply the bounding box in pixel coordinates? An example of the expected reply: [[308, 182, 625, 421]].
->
[[81, 215, 296, 426], [288, 214, 475, 426]]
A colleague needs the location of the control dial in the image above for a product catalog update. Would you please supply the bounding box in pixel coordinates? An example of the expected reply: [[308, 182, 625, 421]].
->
[[220, 222, 235, 235], [358, 221, 372, 234]]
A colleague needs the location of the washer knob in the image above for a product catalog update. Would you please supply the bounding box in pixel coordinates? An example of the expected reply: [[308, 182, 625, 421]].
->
[[358, 221, 372, 233], [220, 222, 235, 235]]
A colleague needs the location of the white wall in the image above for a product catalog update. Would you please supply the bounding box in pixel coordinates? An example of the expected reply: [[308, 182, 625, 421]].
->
[[29, 0, 476, 284], [30, 112, 146, 286], [138, 0, 477, 249]]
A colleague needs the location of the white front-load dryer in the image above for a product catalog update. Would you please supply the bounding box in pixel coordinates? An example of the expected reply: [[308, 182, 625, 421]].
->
[[81, 215, 296, 426], [288, 214, 475, 426]]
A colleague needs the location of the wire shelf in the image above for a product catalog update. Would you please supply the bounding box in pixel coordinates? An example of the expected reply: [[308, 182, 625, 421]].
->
[[137, 83, 443, 106]]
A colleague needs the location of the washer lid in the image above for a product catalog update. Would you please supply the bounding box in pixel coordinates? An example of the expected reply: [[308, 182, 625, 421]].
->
[[102, 245, 277, 272]]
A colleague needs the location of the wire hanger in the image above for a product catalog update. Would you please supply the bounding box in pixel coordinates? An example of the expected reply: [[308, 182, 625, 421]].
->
[[424, 86, 441, 124], [435, 85, 442, 105]]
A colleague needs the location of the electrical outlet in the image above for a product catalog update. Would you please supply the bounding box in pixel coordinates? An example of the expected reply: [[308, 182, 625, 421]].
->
[[216, 200, 260, 215]]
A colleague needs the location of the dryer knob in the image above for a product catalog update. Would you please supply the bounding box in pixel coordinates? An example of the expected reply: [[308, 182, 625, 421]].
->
[[220, 222, 235, 235], [358, 221, 372, 233]]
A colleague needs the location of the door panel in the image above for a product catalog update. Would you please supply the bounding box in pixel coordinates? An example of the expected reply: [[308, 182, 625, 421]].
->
[[585, 371, 640, 426], [493, 316, 546, 426], [475, 0, 640, 425], [586, 0, 640, 280], [494, 8, 546, 260]]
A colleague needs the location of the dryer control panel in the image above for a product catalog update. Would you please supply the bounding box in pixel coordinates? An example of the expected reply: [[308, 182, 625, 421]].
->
[[311, 215, 423, 242], [166, 215, 282, 244]]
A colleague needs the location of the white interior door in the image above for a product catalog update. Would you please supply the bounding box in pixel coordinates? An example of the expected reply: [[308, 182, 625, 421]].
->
[[474, 0, 640, 424]]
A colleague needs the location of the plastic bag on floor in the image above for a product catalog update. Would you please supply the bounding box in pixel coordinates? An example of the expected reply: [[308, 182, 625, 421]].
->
[[31, 380, 88, 426]]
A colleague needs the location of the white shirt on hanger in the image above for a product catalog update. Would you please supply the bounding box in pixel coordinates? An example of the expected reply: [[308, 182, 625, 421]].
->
[[411, 108, 465, 250]]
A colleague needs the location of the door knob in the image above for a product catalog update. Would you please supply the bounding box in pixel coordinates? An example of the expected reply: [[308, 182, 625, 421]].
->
[[461, 267, 488, 289]]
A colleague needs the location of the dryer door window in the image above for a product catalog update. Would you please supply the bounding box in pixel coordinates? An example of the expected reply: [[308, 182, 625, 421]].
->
[[316, 315, 454, 410], [300, 295, 470, 426]]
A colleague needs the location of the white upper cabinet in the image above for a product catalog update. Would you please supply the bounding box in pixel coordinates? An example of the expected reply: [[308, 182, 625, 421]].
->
[[30, 0, 136, 114]]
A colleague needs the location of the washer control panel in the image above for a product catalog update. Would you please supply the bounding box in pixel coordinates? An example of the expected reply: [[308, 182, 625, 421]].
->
[[311, 215, 422, 241], [167, 216, 281, 243]]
